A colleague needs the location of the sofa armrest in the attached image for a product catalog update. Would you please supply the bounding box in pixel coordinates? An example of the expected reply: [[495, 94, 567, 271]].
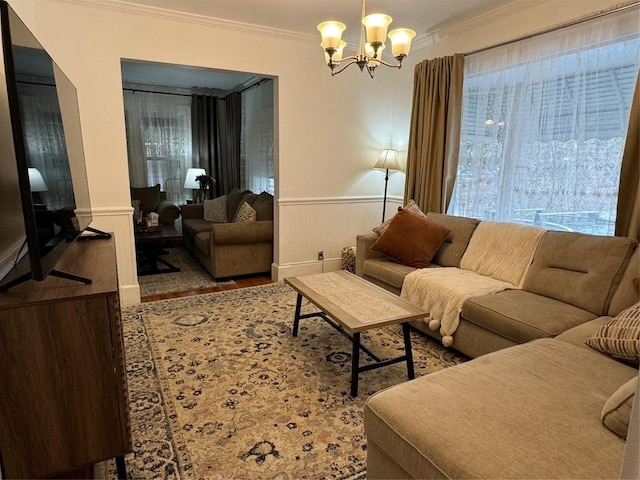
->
[[181, 204, 203, 220], [156, 200, 180, 224], [211, 220, 273, 245], [356, 233, 385, 276]]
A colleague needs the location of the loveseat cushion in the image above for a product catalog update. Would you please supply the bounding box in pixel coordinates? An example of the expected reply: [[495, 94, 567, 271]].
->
[[252, 191, 274, 221], [425, 213, 479, 267], [364, 339, 636, 480], [523, 231, 636, 316], [462, 290, 597, 344], [194, 232, 211, 256], [182, 218, 212, 236], [226, 188, 252, 222]]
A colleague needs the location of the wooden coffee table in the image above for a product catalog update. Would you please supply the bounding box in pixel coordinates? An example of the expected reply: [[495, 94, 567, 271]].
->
[[285, 270, 427, 396], [134, 225, 182, 276]]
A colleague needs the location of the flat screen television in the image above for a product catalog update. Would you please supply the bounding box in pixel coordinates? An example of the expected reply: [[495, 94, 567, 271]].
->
[[0, 1, 103, 291]]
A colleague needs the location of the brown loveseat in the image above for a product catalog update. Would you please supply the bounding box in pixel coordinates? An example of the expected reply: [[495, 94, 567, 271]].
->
[[181, 189, 273, 279]]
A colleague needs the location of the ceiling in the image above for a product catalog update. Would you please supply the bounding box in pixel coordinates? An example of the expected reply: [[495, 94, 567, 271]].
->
[[116, 0, 516, 91]]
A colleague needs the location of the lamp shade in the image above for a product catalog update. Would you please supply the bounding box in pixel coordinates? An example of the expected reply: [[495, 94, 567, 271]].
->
[[28, 167, 48, 192], [323, 40, 346, 63], [362, 13, 392, 45], [388, 28, 416, 57], [184, 168, 206, 189], [374, 149, 401, 171], [317, 21, 346, 50]]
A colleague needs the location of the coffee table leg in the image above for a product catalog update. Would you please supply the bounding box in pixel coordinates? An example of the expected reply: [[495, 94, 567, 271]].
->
[[351, 332, 361, 396], [402, 323, 415, 380], [292, 293, 303, 337]]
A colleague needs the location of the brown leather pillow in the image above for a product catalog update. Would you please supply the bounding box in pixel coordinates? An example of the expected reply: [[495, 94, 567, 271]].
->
[[371, 209, 451, 268]]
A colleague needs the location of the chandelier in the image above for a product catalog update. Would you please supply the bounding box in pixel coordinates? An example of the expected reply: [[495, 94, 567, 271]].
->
[[317, 0, 416, 78]]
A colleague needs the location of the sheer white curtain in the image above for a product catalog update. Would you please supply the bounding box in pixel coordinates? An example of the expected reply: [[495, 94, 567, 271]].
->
[[448, 8, 640, 235], [240, 80, 274, 194], [17, 83, 73, 210], [123, 90, 193, 204]]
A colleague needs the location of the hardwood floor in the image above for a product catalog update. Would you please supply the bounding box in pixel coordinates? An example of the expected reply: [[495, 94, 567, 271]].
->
[[140, 273, 274, 303]]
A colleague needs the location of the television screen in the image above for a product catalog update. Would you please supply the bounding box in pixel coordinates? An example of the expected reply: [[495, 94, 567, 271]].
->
[[0, 1, 92, 288]]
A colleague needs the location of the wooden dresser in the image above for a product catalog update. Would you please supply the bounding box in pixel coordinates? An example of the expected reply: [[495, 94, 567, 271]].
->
[[0, 238, 131, 479]]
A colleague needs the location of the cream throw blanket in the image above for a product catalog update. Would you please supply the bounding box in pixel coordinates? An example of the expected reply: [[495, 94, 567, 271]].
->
[[401, 221, 546, 347]]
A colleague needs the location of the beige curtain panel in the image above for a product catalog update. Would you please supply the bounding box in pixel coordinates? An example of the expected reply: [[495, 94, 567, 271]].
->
[[404, 54, 464, 214], [616, 72, 640, 241]]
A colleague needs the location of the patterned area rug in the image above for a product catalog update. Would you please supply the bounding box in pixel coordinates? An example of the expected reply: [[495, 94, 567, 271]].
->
[[96, 282, 467, 479], [138, 246, 235, 297]]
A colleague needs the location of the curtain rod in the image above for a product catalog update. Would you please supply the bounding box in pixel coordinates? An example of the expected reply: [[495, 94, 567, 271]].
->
[[237, 77, 271, 94], [123, 87, 193, 97], [466, 1, 640, 56]]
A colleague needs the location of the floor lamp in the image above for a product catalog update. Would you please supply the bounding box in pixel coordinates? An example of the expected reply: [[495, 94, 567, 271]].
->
[[374, 149, 401, 222]]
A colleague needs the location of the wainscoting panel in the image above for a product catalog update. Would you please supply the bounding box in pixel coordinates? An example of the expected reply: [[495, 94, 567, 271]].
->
[[273, 196, 402, 280]]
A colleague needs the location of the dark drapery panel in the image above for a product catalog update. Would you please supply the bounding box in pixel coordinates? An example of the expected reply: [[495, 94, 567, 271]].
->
[[215, 92, 241, 195], [404, 54, 464, 214], [615, 72, 639, 241], [191, 92, 242, 197]]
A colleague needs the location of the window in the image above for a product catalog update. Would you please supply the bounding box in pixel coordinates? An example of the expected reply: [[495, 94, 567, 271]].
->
[[124, 91, 193, 205], [448, 8, 640, 235], [240, 80, 274, 195]]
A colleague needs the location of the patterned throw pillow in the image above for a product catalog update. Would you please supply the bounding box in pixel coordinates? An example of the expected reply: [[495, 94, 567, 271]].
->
[[203, 195, 227, 223], [586, 301, 640, 363], [234, 201, 257, 223], [373, 199, 426, 235]]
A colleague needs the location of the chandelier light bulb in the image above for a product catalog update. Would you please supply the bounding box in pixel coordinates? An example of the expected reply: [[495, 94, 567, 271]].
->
[[323, 40, 347, 63], [388, 28, 416, 58], [317, 21, 346, 50], [362, 13, 392, 45]]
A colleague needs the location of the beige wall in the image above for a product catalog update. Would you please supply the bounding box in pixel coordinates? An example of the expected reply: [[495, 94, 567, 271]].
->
[[6, 0, 631, 304]]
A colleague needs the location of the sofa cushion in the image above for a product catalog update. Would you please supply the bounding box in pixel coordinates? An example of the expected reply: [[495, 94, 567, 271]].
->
[[462, 290, 597, 344], [362, 258, 419, 291], [203, 195, 227, 223], [130, 184, 160, 214], [194, 232, 211, 256], [233, 201, 257, 223], [364, 339, 636, 480], [601, 375, 637, 440], [609, 249, 640, 316], [252, 191, 274, 221], [371, 209, 450, 268], [460, 221, 545, 287], [226, 188, 251, 222], [182, 218, 213, 236], [373, 199, 425, 235], [523, 232, 636, 316], [425, 213, 480, 267], [586, 301, 640, 363]]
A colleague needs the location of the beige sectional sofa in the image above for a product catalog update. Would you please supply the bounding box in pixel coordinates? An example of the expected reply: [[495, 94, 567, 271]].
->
[[356, 212, 640, 478], [357, 213, 637, 357]]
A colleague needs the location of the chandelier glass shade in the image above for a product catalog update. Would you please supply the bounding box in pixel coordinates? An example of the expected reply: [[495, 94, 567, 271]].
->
[[318, 0, 416, 78]]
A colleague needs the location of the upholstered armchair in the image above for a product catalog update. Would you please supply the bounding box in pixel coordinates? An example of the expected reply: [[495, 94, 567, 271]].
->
[[130, 184, 181, 226]]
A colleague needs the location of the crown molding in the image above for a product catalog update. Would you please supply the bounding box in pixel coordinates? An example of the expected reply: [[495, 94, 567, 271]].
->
[[60, 0, 318, 43], [412, 0, 550, 51]]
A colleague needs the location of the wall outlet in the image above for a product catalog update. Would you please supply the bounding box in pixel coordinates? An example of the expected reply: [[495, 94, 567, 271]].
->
[[317, 251, 324, 261]]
